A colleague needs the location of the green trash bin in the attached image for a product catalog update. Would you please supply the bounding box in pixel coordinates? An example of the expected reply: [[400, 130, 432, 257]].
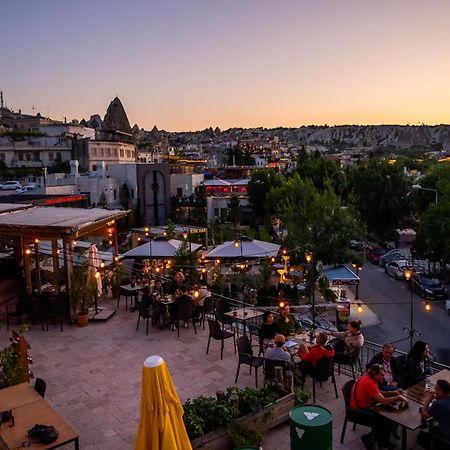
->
[[289, 404, 332, 450]]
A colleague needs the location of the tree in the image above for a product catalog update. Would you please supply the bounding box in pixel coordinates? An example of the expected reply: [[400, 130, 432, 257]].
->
[[225, 146, 255, 166], [172, 238, 197, 285], [227, 195, 241, 228], [346, 160, 410, 236], [267, 174, 363, 264], [246, 169, 283, 222]]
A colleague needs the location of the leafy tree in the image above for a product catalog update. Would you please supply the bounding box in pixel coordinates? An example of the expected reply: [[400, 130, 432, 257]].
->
[[347, 160, 410, 236], [172, 238, 197, 285], [227, 195, 241, 228], [267, 174, 363, 264], [246, 169, 283, 222]]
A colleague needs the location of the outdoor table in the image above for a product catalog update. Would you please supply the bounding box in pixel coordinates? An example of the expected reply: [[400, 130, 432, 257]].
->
[[372, 398, 423, 450], [404, 369, 450, 404], [0, 382, 79, 449], [120, 284, 144, 311], [224, 307, 263, 335]]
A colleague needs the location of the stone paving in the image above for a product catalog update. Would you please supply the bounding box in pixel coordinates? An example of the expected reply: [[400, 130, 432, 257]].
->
[[1, 297, 423, 449]]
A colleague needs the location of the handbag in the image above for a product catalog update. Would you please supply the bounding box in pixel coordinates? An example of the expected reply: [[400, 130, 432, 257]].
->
[[28, 424, 59, 444]]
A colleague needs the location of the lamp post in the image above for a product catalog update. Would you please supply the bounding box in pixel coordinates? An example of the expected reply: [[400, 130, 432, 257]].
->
[[183, 229, 192, 284], [412, 184, 438, 205], [305, 248, 316, 331], [235, 234, 245, 309], [351, 262, 363, 301]]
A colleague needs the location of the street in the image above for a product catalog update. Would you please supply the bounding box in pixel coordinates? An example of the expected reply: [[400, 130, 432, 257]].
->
[[350, 262, 450, 365]]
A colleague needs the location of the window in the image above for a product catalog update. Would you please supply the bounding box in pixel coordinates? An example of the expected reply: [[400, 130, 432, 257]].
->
[[177, 188, 183, 197], [56, 152, 61, 162], [91, 148, 97, 157], [127, 150, 131, 158], [18, 153, 23, 161], [99, 148, 104, 157], [26, 152, 32, 161], [113, 189, 117, 200], [0, 153, 5, 161], [107, 148, 111, 157], [33, 151, 39, 161], [120, 148, 124, 157], [49, 152, 54, 161], [114, 148, 118, 157], [131, 189, 134, 199]]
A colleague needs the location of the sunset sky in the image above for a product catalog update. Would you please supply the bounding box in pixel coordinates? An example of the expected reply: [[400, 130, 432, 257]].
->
[[2, 0, 450, 131]]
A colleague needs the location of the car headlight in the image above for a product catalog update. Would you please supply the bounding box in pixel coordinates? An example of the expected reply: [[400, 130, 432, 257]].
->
[[424, 288, 433, 294]]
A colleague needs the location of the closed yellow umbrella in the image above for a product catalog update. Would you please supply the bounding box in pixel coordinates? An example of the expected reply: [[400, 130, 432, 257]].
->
[[135, 355, 192, 450]]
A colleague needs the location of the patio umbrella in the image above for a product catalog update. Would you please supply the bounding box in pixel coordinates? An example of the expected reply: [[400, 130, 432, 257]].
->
[[135, 355, 192, 450], [205, 237, 280, 260], [88, 244, 102, 313], [121, 238, 201, 259]]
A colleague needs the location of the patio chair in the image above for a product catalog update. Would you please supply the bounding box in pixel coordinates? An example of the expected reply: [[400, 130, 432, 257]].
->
[[340, 379, 375, 446], [264, 358, 291, 383], [34, 377, 47, 398], [206, 319, 236, 360], [430, 431, 450, 450], [200, 296, 215, 330], [174, 301, 197, 338], [235, 335, 264, 388], [41, 293, 66, 332], [335, 346, 362, 379], [117, 286, 134, 310], [301, 356, 338, 403], [136, 302, 152, 336], [214, 298, 235, 330], [6, 296, 28, 330]]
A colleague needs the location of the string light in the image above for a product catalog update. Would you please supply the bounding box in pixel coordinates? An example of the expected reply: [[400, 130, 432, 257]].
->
[[25, 248, 31, 255], [100, 262, 105, 269], [425, 302, 431, 311], [194, 290, 199, 298], [279, 301, 285, 309], [234, 239, 240, 248], [357, 303, 363, 313], [34, 238, 39, 244], [95, 271, 100, 279]]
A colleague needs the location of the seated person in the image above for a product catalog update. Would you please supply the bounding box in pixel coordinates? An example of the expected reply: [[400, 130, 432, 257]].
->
[[297, 331, 335, 367], [196, 285, 210, 307], [330, 320, 364, 361], [274, 303, 302, 336], [351, 364, 409, 450], [403, 340, 432, 388], [264, 334, 291, 363], [151, 278, 165, 298], [419, 379, 450, 448], [259, 311, 279, 345], [368, 343, 402, 391], [167, 272, 185, 295], [169, 284, 193, 327]]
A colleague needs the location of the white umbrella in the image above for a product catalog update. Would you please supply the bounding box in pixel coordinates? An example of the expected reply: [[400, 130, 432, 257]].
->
[[88, 244, 102, 298], [121, 238, 202, 259], [205, 237, 280, 260]]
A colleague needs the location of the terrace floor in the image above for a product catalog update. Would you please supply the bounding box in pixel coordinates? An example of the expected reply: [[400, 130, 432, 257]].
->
[[0, 297, 424, 449]]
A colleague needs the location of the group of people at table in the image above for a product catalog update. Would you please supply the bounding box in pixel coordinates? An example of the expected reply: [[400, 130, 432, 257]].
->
[[259, 303, 450, 450], [137, 272, 209, 329]]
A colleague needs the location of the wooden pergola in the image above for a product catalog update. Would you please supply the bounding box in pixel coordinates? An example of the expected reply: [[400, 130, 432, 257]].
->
[[0, 206, 128, 297]]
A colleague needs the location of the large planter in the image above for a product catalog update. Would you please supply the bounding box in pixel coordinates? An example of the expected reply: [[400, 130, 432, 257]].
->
[[191, 393, 294, 450], [75, 313, 89, 327]]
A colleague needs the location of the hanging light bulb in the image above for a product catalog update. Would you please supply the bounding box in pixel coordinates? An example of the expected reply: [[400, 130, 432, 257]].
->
[[34, 238, 39, 244], [194, 290, 199, 298], [271, 257, 275, 263], [234, 238, 240, 248], [100, 262, 105, 269], [95, 271, 100, 279], [425, 302, 431, 311], [25, 248, 31, 255], [114, 255, 119, 262], [279, 301, 285, 309], [357, 303, 363, 313], [216, 259, 221, 264]]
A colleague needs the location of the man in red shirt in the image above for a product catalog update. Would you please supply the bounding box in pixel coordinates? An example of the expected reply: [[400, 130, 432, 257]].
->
[[352, 364, 408, 449], [298, 331, 335, 367]]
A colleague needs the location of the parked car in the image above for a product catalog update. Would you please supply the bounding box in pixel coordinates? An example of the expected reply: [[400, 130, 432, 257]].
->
[[366, 246, 386, 264], [0, 181, 22, 190], [385, 260, 408, 279], [410, 273, 447, 300], [16, 185, 36, 193], [379, 251, 403, 268]]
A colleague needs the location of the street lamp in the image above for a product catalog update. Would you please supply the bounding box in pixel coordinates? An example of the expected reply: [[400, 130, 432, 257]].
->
[[412, 184, 438, 205], [305, 248, 316, 331], [351, 262, 363, 301]]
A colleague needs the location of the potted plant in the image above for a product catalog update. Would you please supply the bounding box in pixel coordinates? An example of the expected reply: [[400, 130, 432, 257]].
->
[[109, 264, 126, 299], [69, 265, 97, 326]]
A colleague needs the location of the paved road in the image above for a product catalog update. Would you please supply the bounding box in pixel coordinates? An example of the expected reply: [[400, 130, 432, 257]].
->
[[350, 262, 450, 365]]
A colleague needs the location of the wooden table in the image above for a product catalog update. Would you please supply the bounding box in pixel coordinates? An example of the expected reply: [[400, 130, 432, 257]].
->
[[372, 398, 423, 450], [224, 307, 264, 335], [0, 383, 79, 449], [405, 369, 450, 404]]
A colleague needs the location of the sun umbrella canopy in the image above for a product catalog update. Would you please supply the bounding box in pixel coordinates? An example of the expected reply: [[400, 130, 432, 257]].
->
[[135, 355, 192, 450], [121, 238, 201, 259], [205, 237, 280, 260], [88, 244, 102, 297]]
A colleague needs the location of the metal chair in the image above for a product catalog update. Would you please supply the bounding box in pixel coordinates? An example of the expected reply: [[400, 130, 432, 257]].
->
[[335, 346, 362, 379], [235, 335, 264, 388], [6, 296, 28, 330], [301, 356, 338, 403], [174, 301, 197, 338], [206, 319, 236, 360], [117, 287, 134, 310], [34, 377, 47, 398], [136, 302, 152, 336], [340, 379, 375, 446], [430, 431, 450, 450], [214, 298, 235, 330], [263, 358, 291, 382], [201, 296, 215, 330]]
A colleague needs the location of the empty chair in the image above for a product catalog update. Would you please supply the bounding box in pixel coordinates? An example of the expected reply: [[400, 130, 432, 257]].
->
[[264, 358, 291, 382], [41, 293, 66, 332], [335, 346, 362, 379], [34, 377, 47, 398], [116, 287, 134, 310], [136, 302, 152, 336], [235, 335, 264, 388], [174, 301, 197, 338], [340, 379, 375, 446], [214, 298, 235, 330], [200, 296, 215, 330], [301, 356, 338, 403], [6, 296, 28, 330], [206, 319, 236, 360]]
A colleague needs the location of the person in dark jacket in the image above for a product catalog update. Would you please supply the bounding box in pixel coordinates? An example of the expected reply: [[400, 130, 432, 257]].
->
[[170, 284, 193, 329], [368, 343, 402, 391], [402, 340, 432, 388], [259, 311, 279, 344]]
